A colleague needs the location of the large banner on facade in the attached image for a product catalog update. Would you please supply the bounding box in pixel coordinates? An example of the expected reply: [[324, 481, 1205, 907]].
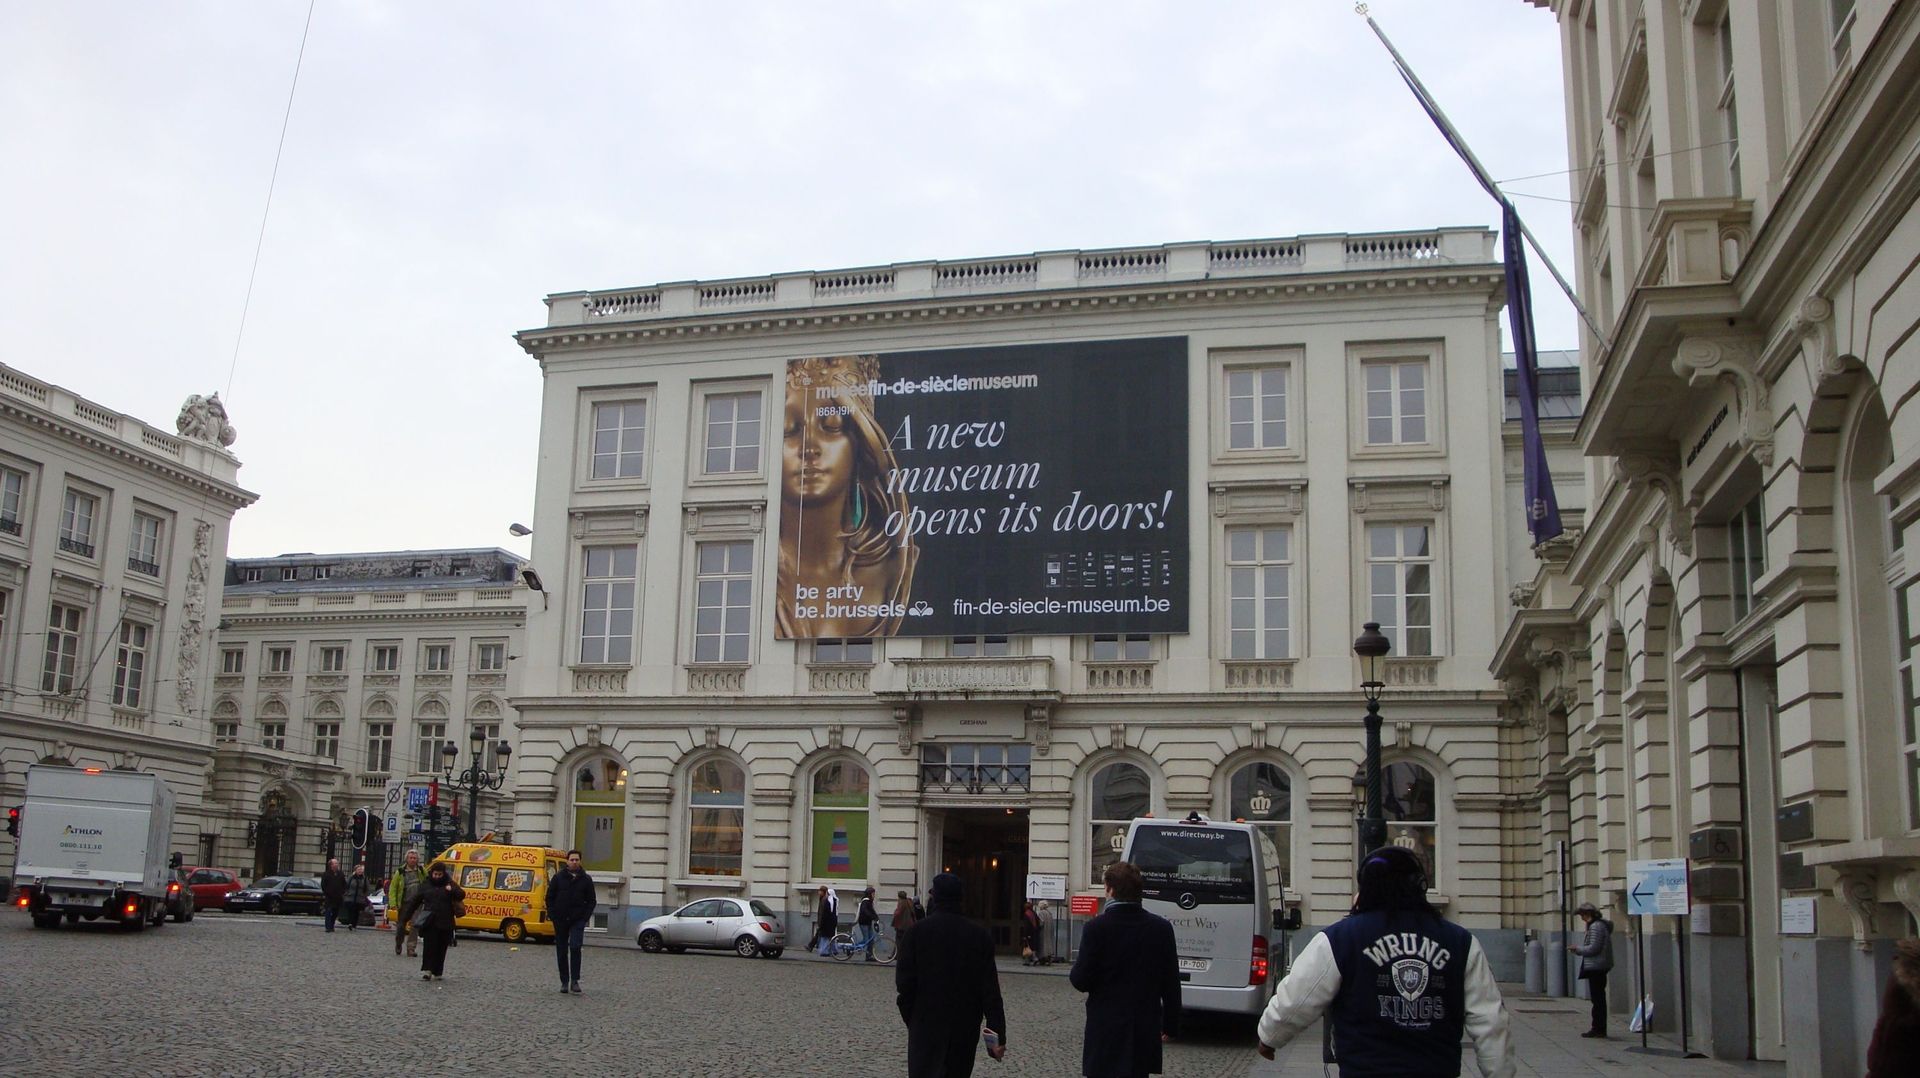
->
[[777, 337, 1188, 639]]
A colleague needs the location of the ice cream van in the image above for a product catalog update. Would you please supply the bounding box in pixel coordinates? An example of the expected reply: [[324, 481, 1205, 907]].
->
[[424, 842, 568, 942]]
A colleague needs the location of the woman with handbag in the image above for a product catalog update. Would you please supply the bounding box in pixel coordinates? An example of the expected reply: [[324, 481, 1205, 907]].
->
[[415, 863, 466, 981]]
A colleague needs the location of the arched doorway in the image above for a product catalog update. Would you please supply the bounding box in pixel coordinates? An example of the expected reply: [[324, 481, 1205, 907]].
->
[[252, 791, 299, 878]]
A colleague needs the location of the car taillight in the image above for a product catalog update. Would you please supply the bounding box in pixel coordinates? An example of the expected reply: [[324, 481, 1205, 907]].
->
[[1249, 935, 1270, 986], [124, 901, 139, 915], [15, 895, 27, 908], [759, 921, 774, 932], [169, 883, 180, 894]]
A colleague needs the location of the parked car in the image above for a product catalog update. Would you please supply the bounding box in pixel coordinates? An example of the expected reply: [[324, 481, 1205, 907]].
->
[[181, 866, 243, 911], [225, 876, 325, 915], [163, 868, 196, 922], [637, 898, 786, 958]]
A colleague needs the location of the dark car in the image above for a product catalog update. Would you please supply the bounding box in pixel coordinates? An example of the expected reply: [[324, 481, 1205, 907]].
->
[[164, 868, 196, 922], [225, 876, 325, 915], [182, 866, 243, 911]]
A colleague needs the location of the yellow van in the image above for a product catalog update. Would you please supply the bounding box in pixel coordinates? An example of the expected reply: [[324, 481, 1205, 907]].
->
[[420, 842, 568, 942]]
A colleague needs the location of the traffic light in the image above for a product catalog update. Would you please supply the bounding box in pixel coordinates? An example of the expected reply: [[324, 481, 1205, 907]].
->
[[350, 808, 371, 850], [5, 806, 18, 838]]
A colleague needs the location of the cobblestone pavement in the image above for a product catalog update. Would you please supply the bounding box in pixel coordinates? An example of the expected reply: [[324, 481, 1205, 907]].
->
[[1, 912, 1786, 1077]]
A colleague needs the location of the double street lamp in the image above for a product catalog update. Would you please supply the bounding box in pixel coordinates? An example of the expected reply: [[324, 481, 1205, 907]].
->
[[442, 727, 512, 844], [1353, 621, 1392, 854]]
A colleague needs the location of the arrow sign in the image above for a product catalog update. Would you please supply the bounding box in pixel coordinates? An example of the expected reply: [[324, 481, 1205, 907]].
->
[[1626, 858, 1689, 916]]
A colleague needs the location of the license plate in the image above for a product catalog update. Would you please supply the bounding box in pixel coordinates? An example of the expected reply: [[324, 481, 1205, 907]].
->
[[1177, 957, 1210, 972]]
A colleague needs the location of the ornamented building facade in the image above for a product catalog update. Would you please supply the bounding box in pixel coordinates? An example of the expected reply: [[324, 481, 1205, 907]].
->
[[1503, 2, 1920, 1073], [0, 363, 255, 874], [206, 549, 528, 880], [510, 228, 1585, 958]]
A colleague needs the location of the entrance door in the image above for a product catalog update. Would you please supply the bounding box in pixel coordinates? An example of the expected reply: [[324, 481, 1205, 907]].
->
[[935, 808, 1029, 952]]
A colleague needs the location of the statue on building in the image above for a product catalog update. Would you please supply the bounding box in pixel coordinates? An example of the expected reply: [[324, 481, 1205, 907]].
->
[[176, 393, 238, 447]]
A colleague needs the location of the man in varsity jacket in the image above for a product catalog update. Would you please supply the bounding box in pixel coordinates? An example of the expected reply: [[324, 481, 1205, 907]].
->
[[1255, 845, 1514, 1078]]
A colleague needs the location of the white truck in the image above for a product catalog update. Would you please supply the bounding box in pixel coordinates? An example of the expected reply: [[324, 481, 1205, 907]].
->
[[14, 764, 179, 930]]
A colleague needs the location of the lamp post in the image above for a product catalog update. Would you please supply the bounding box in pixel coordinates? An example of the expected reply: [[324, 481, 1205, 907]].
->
[[1353, 621, 1392, 854], [442, 727, 512, 844]]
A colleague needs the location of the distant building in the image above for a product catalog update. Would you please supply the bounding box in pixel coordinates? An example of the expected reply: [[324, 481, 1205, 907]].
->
[[509, 227, 1585, 957], [1506, 2, 1918, 1072], [0, 364, 255, 869], [208, 549, 527, 879]]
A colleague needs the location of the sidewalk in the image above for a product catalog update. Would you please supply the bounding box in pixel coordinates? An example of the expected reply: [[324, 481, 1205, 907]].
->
[[1250, 989, 1785, 1077]]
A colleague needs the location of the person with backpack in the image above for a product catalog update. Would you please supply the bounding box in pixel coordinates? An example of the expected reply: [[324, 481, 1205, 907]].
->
[[1255, 846, 1513, 1078]]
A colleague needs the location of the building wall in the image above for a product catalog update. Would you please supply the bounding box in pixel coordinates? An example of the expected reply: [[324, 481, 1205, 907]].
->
[[0, 365, 254, 876], [511, 230, 1549, 968], [1507, 2, 1919, 1073]]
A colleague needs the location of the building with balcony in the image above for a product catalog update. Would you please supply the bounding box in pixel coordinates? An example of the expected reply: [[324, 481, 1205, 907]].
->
[[1501, 2, 1919, 1072], [509, 228, 1585, 956], [0, 364, 256, 871], [207, 549, 527, 880]]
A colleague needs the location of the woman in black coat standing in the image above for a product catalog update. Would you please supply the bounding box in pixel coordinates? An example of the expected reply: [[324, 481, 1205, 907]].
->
[[415, 864, 465, 981]]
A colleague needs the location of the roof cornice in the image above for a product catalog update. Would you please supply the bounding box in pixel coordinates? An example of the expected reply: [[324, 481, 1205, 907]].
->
[[0, 397, 257, 510]]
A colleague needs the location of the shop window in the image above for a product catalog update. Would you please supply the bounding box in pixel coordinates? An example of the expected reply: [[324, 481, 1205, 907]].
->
[[809, 760, 871, 881], [688, 759, 745, 876]]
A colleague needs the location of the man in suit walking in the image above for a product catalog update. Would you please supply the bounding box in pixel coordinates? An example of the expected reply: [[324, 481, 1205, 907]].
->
[[1069, 861, 1182, 1078], [896, 872, 1008, 1076]]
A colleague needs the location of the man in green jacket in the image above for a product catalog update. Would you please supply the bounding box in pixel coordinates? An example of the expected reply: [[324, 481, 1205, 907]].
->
[[388, 848, 428, 957]]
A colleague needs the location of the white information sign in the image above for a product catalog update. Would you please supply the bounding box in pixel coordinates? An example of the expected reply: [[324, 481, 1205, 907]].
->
[[1025, 873, 1068, 900], [1780, 896, 1817, 935], [1627, 858, 1690, 916]]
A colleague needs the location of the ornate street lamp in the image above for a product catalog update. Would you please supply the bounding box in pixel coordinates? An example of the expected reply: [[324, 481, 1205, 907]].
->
[[442, 727, 512, 843], [1353, 621, 1392, 854]]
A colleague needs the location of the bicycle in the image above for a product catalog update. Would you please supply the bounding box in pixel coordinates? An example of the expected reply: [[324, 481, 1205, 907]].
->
[[827, 927, 897, 964]]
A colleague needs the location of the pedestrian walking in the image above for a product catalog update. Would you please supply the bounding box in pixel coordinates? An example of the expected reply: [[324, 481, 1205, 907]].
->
[[895, 872, 1007, 1076], [1568, 900, 1614, 1038], [816, 885, 840, 957], [1867, 937, 1920, 1077], [342, 863, 370, 931], [1020, 900, 1042, 966], [1068, 862, 1181, 1076], [388, 849, 427, 957], [892, 889, 917, 935], [414, 863, 465, 981], [912, 891, 926, 922], [1256, 846, 1513, 1078], [320, 857, 346, 933], [856, 886, 880, 961], [547, 849, 597, 994]]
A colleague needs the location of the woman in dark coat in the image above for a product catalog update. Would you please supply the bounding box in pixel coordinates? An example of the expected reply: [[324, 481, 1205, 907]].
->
[[816, 886, 839, 955], [1867, 937, 1920, 1077], [415, 864, 465, 981]]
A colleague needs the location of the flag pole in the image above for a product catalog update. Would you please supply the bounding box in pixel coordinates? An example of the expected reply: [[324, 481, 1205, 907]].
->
[[1358, 5, 1610, 351]]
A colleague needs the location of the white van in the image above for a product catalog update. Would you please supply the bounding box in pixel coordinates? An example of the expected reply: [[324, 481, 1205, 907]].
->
[[1121, 812, 1295, 1016]]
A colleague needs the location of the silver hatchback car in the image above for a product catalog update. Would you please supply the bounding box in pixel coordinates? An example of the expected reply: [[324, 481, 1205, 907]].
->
[[637, 897, 787, 958]]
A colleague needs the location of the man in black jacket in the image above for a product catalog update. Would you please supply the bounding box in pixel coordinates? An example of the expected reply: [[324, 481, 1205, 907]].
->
[[896, 872, 1007, 1076], [546, 849, 597, 994], [319, 858, 346, 933], [1069, 862, 1181, 1077]]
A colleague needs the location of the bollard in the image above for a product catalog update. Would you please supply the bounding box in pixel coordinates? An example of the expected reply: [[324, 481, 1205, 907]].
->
[[1525, 938, 1545, 994], [1546, 930, 1568, 996]]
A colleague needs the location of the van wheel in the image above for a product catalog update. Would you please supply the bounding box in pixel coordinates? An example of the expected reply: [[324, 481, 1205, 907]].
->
[[64, 913, 79, 925], [501, 919, 526, 943], [638, 929, 664, 953], [735, 934, 762, 958]]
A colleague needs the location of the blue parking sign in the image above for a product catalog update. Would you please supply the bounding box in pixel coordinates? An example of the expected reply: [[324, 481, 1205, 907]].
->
[[406, 785, 430, 813]]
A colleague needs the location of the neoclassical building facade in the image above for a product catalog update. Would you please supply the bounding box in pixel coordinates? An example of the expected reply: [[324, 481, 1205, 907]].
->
[[1502, 2, 1919, 1074], [509, 227, 1584, 959], [0, 364, 255, 875]]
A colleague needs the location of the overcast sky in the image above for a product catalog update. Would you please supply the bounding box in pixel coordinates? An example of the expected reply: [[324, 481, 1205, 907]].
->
[[1, 0, 1574, 559]]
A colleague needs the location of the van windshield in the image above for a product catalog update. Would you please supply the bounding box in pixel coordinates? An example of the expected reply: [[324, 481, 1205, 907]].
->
[[1130, 826, 1255, 905]]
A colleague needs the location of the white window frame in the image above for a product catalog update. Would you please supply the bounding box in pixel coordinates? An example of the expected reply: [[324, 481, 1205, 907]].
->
[[221, 646, 246, 675], [1366, 522, 1437, 657], [261, 720, 287, 751], [811, 638, 873, 664], [579, 545, 638, 666], [951, 635, 1012, 657], [687, 757, 747, 877], [370, 642, 401, 673], [243, 567, 263, 583], [1729, 494, 1766, 622], [691, 540, 755, 664], [111, 620, 151, 709], [313, 721, 341, 762], [365, 722, 394, 772], [1351, 342, 1444, 457], [1212, 349, 1303, 462], [690, 381, 768, 482], [42, 601, 86, 694], [1226, 524, 1294, 660], [1089, 633, 1152, 662], [422, 642, 451, 672], [1718, 13, 1740, 198], [59, 487, 101, 558], [417, 722, 447, 773], [280, 566, 298, 581], [267, 644, 294, 674], [475, 640, 508, 672], [0, 464, 29, 538], [586, 395, 653, 483], [128, 511, 165, 576]]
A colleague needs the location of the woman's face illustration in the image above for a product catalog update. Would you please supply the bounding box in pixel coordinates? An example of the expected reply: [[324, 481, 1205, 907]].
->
[[783, 394, 855, 505]]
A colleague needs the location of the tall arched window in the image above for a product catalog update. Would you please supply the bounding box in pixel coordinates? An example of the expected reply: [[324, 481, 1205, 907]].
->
[[573, 757, 626, 874], [1381, 761, 1438, 878], [1228, 761, 1292, 888], [809, 759, 871, 881], [688, 759, 746, 876], [1089, 761, 1151, 885]]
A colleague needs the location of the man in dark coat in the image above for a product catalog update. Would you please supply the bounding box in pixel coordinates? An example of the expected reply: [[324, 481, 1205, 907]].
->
[[546, 849, 597, 994], [1069, 861, 1181, 1077], [319, 858, 346, 933], [896, 872, 1008, 1076]]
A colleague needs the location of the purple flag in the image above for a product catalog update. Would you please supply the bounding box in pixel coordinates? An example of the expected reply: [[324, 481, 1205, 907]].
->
[[1504, 200, 1563, 545]]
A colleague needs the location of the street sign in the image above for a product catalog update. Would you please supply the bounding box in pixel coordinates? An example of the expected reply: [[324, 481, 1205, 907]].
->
[[1069, 895, 1100, 916], [382, 780, 404, 841], [1025, 874, 1067, 900], [405, 784, 431, 814], [1627, 858, 1689, 916]]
